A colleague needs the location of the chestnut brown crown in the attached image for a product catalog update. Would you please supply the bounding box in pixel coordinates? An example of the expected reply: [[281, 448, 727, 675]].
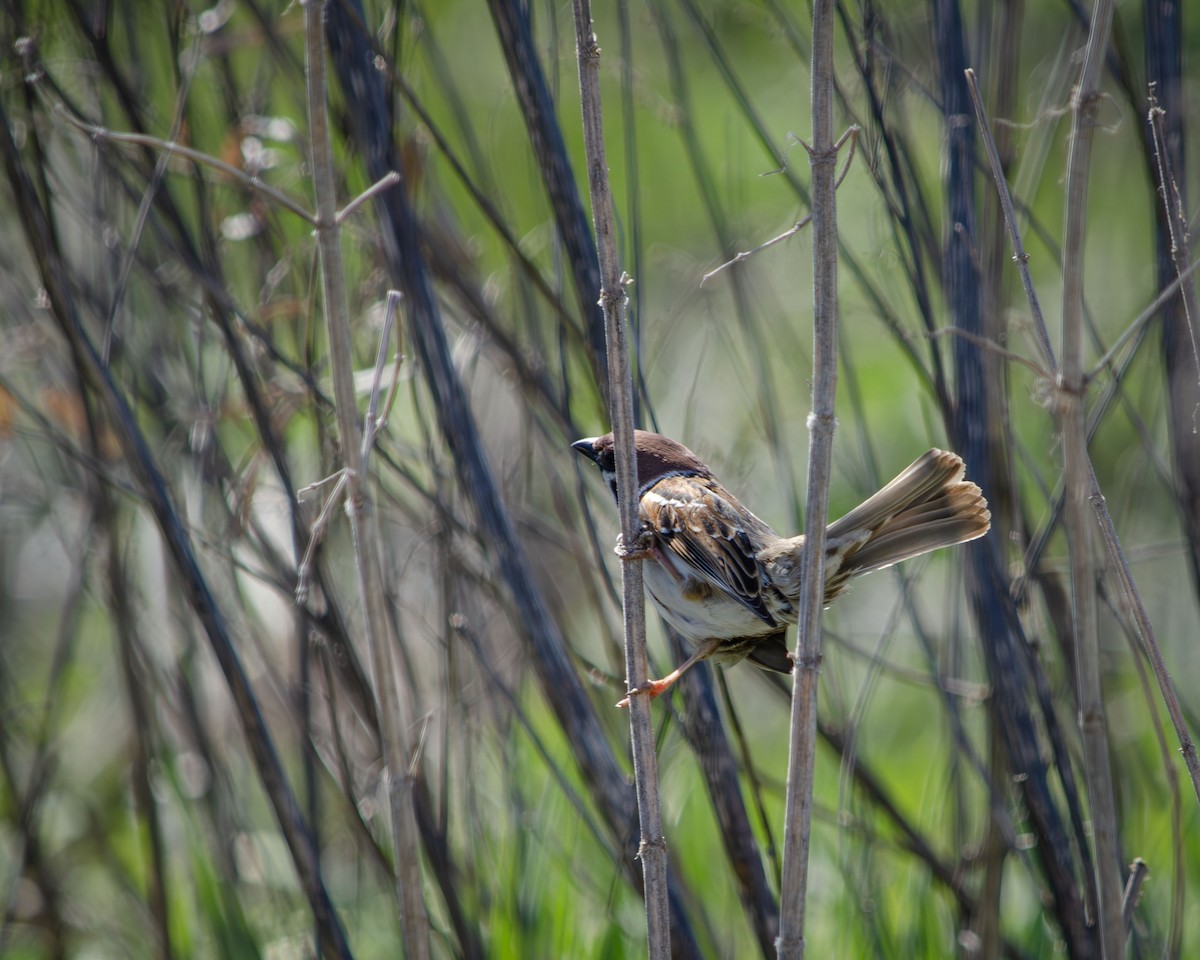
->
[[571, 430, 714, 500]]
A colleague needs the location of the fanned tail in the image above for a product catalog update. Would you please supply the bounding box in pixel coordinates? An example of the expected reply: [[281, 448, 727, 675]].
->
[[832, 449, 990, 578], [760, 449, 991, 605]]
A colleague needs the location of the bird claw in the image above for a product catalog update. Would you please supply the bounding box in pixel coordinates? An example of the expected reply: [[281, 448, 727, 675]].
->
[[615, 528, 655, 562], [616, 677, 671, 708]]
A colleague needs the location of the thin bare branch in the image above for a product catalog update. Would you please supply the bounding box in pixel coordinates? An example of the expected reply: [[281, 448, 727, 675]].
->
[[964, 69, 1057, 374], [1054, 0, 1123, 952], [361, 291, 403, 464], [301, 2, 430, 954], [777, 0, 839, 955], [925, 325, 1049, 379], [36, 79, 316, 225], [1088, 255, 1200, 379], [570, 2, 669, 956], [701, 126, 859, 286], [337, 172, 401, 225], [1121, 858, 1148, 932]]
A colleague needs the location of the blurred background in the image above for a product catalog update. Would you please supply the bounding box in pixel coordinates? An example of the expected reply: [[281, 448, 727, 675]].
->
[[1, 0, 1197, 957]]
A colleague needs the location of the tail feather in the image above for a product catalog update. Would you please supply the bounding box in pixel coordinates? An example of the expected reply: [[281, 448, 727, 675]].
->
[[759, 449, 990, 606], [835, 450, 989, 579], [849, 512, 988, 575], [826, 449, 967, 541]]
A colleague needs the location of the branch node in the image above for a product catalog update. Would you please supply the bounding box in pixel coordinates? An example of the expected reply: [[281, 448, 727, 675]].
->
[[580, 32, 601, 64], [636, 835, 668, 861], [598, 280, 629, 313], [792, 652, 823, 671]]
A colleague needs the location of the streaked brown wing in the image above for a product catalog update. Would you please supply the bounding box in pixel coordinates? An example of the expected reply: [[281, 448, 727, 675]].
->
[[641, 475, 779, 626]]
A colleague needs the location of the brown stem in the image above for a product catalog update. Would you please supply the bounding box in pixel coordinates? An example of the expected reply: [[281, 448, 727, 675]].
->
[[570, 2, 669, 955], [777, 0, 839, 955]]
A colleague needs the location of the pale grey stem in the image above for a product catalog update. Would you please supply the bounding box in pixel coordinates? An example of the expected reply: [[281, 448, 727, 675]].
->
[[570, 2, 669, 957], [777, 0, 839, 956], [968, 65, 1200, 823], [1058, 1, 1124, 955], [301, 3, 431, 957]]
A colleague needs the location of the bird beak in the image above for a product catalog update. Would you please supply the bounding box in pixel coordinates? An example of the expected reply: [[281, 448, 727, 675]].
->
[[571, 437, 600, 461]]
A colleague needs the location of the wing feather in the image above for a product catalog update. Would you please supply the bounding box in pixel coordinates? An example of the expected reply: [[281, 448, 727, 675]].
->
[[641, 475, 779, 626]]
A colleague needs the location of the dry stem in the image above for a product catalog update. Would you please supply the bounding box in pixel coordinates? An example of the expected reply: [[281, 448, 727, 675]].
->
[[570, 3, 670, 956], [966, 68, 1200, 825], [777, 0, 839, 955], [301, 2, 430, 955]]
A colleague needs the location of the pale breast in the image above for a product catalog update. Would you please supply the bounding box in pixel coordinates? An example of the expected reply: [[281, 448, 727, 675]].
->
[[642, 552, 780, 654]]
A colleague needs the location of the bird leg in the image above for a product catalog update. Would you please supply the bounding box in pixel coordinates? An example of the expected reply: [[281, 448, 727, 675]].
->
[[617, 637, 723, 708]]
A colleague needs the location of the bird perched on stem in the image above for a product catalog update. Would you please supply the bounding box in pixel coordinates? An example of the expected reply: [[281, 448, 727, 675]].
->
[[573, 430, 990, 707]]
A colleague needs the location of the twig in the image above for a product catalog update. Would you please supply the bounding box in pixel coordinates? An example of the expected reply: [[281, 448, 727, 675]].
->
[[1107, 572, 1183, 948], [1147, 97, 1200, 379], [1088, 255, 1200, 379], [963, 71, 1056, 374], [295, 470, 348, 605], [569, 3, 670, 957], [337, 172, 402, 225], [777, 0, 839, 955], [701, 125, 859, 286], [36, 80, 316, 225], [1121, 858, 1148, 932], [301, 2, 431, 955], [361, 290, 403, 465], [925, 326, 1049, 379], [100, 31, 201, 363], [1087, 458, 1200, 803]]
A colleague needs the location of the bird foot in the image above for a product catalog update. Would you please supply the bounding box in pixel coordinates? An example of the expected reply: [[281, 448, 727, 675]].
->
[[614, 528, 655, 562], [616, 677, 672, 709]]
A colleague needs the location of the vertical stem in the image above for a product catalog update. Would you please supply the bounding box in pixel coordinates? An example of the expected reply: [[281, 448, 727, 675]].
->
[[570, 3, 669, 957], [1059, 0, 1124, 955], [777, 0, 838, 955], [972, 58, 1200, 947], [302, 2, 431, 956]]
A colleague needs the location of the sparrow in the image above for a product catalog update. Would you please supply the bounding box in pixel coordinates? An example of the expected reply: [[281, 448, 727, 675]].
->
[[572, 430, 990, 706]]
